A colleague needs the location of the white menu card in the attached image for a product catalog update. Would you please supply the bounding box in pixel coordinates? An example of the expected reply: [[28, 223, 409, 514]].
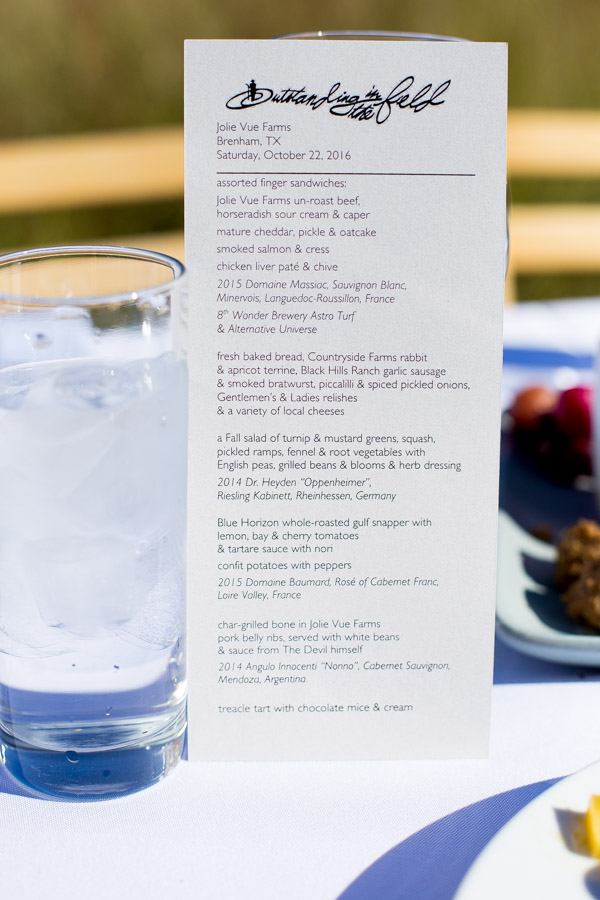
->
[[184, 39, 507, 760]]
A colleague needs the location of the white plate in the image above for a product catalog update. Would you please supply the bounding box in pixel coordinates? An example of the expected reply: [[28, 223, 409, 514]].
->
[[455, 759, 600, 899]]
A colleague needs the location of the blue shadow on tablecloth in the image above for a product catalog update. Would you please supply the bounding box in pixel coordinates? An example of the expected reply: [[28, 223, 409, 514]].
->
[[336, 777, 560, 900]]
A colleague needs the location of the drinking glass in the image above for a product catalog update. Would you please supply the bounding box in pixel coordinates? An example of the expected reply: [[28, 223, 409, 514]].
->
[[274, 30, 464, 41], [0, 245, 187, 799]]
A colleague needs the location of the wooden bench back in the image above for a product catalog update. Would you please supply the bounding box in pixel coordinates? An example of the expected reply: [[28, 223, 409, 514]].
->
[[0, 111, 598, 300], [506, 110, 600, 299]]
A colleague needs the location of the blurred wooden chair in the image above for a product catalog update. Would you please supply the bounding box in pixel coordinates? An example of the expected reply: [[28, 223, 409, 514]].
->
[[0, 126, 185, 259], [0, 111, 599, 302], [506, 110, 600, 301]]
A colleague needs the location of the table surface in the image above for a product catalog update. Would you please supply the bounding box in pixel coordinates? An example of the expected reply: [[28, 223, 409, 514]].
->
[[4, 298, 600, 900]]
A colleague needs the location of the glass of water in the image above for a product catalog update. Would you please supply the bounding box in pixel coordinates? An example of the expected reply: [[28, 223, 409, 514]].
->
[[0, 245, 187, 800]]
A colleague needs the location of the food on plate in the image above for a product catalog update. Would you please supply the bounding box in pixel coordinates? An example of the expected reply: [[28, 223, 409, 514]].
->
[[563, 560, 600, 629], [586, 795, 600, 858], [555, 519, 600, 590], [509, 384, 593, 484], [555, 520, 600, 630]]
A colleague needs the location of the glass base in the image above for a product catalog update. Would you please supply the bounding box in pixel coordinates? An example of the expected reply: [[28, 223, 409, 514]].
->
[[0, 709, 186, 801]]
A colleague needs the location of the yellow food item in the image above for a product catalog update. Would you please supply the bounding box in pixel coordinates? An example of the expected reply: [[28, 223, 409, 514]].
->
[[586, 795, 600, 857]]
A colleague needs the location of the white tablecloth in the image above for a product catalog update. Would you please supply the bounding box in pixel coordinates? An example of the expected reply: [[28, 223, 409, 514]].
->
[[4, 299, 600, 899], [3, 642, 600, 899]]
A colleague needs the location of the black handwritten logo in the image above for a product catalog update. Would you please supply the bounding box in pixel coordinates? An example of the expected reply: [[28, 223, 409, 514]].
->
[[226, 77, 451, 123], [226, 80, 274, 108]]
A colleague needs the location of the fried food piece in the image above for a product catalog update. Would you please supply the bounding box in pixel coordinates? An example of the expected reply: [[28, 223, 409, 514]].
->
[[563, 559, 600, 629], [586, 796, 600, 858], [555, 519, 600, 590]]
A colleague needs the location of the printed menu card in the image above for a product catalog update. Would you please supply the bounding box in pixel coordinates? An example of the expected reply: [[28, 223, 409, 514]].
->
[[184, 39, 507, 760]]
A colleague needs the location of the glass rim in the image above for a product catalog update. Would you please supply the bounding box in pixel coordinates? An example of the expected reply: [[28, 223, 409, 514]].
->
[[273, 30, 466, 41], [0, 244, 185, 307]]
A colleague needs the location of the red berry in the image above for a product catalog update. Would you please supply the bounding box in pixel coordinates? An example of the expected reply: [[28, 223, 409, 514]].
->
[[553, 386, 592, 439]]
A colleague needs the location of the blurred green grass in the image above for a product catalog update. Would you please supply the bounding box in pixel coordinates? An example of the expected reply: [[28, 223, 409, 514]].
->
[[1, 0, 599, 299]]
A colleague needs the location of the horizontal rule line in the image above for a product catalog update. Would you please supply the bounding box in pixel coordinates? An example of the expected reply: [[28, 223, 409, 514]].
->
[[217, 171, 476, 177]]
